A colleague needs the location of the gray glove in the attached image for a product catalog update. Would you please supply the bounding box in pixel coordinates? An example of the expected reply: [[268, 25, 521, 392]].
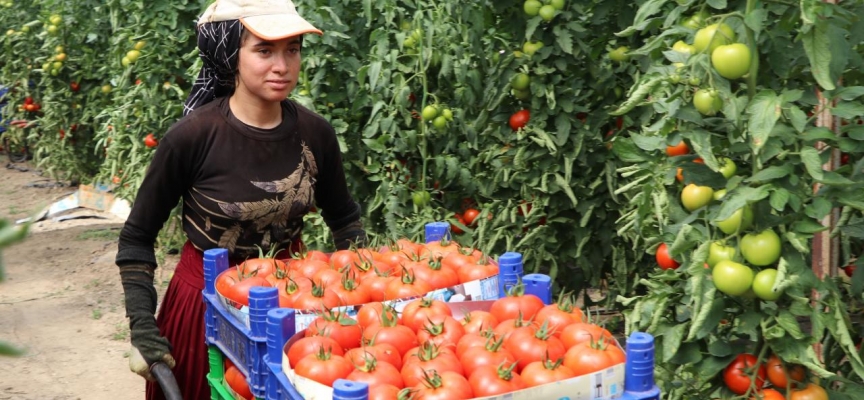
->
[[119, 263, 175, 381]]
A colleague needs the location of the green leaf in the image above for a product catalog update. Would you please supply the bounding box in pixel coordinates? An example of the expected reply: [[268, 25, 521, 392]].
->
[[801, 127, 838, 143], [684, 129, 718, 169], [745, 165, 792, 184], [661, 323, 687, 362], [742, 8, 766, 35], [669, 342, 703, 365], [835, 86, 864, 101], [707, 0, 728, 9], [800, 146, 824, 180], [776, 310, 807, 340], [630, 133, 666, 152], [786, 106, 808, 133], [832, 102, 864, 119], [553, 26, 574, 55], [746, 91, 782, 151], [715, 186, 770, 221], [792, 219, 828, 234], [802, 20, 836, 90], [630, 0, 666, 31], [769, 188, 790, 211], [840, 223, 864, 239], [611, 139, 649, 163]]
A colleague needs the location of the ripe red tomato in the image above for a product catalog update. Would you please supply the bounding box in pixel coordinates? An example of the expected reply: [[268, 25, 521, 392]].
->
[[412, 370, 474, 400], [294, 350, 354, 387], [286, 335, 343, 368], [724, 353, 767, 395], [655, 243, 680, 270], [362, 322, 418, 357], [459, 338, 517, 378], [368, 384, 402, 400], [467, 364, 526, 397], [521, 359, 575, 388], [490, 288, 545, 323], [460, 310, 499, 335], [401, 298, 453, 333], [563, 340, 626, 377], [462, 208, 481, 225], [559, 322, 615, 350], [504, 325, 566, 371], [143, 133, 159, 148], [345, 342, 403, 371], [789, 383, 828, 400], [509, 109, 530, 131], [751, 388, 785, 400], [416, 315, 466, 350], [450, 213, 465, 234], [765, 354, 806, 389], [225, 365, 253, 399], [345, 356, 404, 389], [666, 141, 689, 156], [69, 82, 80, 92], [305, 311, 363, 351]]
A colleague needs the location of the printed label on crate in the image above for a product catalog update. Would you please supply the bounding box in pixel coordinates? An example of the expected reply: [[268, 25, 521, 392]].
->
[[217, 274, 501, 332], [278, 300, 625, 400]]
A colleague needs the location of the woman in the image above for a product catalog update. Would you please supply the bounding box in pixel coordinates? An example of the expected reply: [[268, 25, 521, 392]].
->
[[116, 1, 367, 398]]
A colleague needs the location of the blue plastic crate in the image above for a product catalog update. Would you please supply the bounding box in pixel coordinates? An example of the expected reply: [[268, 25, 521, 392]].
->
[[203, 248, 280, 399]]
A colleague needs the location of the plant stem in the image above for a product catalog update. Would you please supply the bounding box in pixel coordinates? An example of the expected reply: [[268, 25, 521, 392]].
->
[[745, 0, 759, 100]]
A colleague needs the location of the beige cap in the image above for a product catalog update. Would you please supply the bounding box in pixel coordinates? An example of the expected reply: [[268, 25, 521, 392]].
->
[[198, 0, 323, 40]]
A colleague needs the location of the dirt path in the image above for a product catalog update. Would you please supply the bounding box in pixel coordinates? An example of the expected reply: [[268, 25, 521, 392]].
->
[[0, 155, 178, 400]]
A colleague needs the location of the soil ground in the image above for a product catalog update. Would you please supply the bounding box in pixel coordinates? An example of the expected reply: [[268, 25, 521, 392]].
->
[[0, 154, 179, 400]]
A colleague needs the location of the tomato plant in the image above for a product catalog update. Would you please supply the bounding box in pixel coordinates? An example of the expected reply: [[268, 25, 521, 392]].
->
[[612, 1, 864, 397]]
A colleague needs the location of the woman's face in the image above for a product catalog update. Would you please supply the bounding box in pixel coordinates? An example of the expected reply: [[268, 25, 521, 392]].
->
[[234, 31, 302, 104]]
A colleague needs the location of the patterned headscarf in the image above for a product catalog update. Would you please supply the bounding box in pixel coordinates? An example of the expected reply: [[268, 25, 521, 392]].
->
[[183, 20, 244, 116]]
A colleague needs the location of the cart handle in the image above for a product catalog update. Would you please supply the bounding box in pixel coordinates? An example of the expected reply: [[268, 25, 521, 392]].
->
[[151, 361, 183, 400]]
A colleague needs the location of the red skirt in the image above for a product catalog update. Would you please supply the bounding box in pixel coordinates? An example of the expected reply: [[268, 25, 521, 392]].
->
[[146, 240, 299, 400]]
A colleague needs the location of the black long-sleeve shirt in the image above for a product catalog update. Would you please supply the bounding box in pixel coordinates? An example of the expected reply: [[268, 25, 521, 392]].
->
[[116, 96, 360, 267]]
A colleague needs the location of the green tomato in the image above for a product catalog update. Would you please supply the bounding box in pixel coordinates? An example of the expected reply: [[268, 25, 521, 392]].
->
[[713, 189, 727, 201], [609, 46, 630, 63], [668, 74, 681, 84], [522, 41, 544, 56], [693, 88, 722, 116], [421, 105, 438, 121], [681, 12, 707, 30], [708, 241, 737, 267], [511, 88, 531, 100], [752, 269, 783, 301], [46, 24, 58, 35], [672, 40, 694, 56], [688, 76, 701, 86], [740, 229, 782, 266], [538, 5, 557, 21], [714, 205, 753, 234], [693, 23, 735, 54], [432, 115, 448, 131], [550, 0, 565, 10], [681, 184, 714, 211], [523, 0, 542, 16], [712, 260, 754, 296], [403, 36, 416, 48], [441, 108, 453, 121], [511, 73, 531, 91], [412, 190, 431, 207], [126, 50, 141, 63], [49, 14, 62, 25], [718, 157, 737, 178], [711, 43, 751, 80]]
